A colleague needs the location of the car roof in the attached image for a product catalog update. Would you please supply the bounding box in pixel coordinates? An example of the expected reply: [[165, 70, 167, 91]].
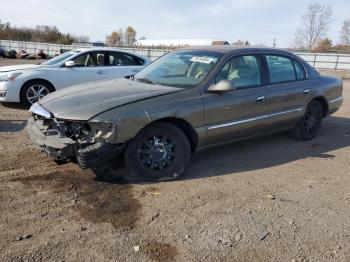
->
[[75, 47, 128, 52], [178, 45, 294, 56]]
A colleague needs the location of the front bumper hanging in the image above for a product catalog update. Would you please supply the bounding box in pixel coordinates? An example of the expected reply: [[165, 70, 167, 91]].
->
[[27, 117, 77, 160], [27, 117, 123, 167]]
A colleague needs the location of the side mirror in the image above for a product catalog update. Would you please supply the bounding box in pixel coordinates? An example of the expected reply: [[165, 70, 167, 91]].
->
[[207, 80, 236, 92], [64, 60, 75, 67]]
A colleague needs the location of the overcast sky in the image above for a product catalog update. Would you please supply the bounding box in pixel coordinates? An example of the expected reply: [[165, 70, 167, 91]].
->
[[0, 0, 349, 47]]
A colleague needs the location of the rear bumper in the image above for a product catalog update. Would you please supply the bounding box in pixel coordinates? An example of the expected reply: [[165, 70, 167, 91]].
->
[[328, 96, 343, 116]]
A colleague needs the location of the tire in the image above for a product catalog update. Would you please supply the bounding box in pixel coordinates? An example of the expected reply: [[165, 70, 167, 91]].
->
[[291, 100, 323, 141], [125, 122, 192, 182], [20, 80, 54, 107], [77, 143, 123, 170]]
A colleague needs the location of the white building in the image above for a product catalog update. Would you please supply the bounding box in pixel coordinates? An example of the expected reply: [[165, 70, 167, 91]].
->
[[135, 38, 229, 47]]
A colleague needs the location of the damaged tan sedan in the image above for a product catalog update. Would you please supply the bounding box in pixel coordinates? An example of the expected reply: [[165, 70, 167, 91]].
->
[[28, 46, 343, 181]]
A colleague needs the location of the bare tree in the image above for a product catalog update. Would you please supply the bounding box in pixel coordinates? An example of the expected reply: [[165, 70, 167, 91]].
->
[[313, 38, 333, 52], [125, 26, 136, 46], [73, 34, 90, 43], [295, 3, 332, 50], [0, 19, 76, 44], [117, 28, 124, 46], [105, 30, 122, 47], [232, 39, 250, 46], [340, 19, 350, 45]]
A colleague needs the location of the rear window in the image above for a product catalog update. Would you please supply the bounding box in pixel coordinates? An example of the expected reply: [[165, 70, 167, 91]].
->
[[266, 55, 306, 84], [266, 55, 296, 83], [108, 52, 144, 66], [294, 60, 306, 80]]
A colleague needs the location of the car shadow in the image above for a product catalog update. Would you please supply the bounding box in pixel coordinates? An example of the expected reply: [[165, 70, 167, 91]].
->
[[181, 115, 350, 181], [0, 102, 29, 110], [0, 120, 27, 132]]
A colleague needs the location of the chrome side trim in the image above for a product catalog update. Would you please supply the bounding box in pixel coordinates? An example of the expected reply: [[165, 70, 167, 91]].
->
[[329, 96, 343, 104], [208, 108, 304, 130]]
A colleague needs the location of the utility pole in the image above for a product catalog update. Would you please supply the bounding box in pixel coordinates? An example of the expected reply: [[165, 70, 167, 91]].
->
[[273, 38, 277, 48]]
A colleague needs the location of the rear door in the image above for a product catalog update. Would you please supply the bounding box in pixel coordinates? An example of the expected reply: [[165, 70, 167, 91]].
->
[[263, 54, 310, 130], [57, 51, 108, 88], [202, 54, 271, 146], [106, 51, 146, 79]]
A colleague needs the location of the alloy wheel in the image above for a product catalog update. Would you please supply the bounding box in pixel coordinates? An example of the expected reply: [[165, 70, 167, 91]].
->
[[26, 84, 50, 104], [137, 135, 176, 171], [303, 103, 322, 135]]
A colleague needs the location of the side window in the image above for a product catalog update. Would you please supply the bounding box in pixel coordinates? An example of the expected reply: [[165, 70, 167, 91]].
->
[[266, 55, 296, 83], [72, 53, 88, 67], [294, 60, 306, 80], [72, 52, 106, 67], [215, 55, 262, 90], [108, 52, 144, 66]]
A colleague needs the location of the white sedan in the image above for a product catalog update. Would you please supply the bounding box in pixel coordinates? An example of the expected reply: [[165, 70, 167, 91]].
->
[[0, 48, 150, 105]]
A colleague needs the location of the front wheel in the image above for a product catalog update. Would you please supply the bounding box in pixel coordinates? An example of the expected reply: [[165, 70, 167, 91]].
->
[[291, 100, 323, 141], [125, 122, 192, 182], [20, 81, 54, 106]]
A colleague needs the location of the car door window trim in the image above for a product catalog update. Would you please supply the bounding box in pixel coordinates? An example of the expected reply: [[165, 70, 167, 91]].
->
[[263, 53, 308, 85], [213, 53, 264, 90], [203, 51, 265, 92]]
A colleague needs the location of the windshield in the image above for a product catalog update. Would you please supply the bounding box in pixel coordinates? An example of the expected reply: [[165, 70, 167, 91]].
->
[[135, 50, 222, 88], [41, 51, 80, 65]]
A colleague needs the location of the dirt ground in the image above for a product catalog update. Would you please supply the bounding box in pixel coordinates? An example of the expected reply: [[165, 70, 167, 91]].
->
[[0, 58, 349, 262]]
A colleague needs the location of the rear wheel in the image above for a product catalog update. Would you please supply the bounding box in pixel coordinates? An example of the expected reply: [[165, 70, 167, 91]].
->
[[125, 122, 191, 182], [20, 80, 54, 106], [291, 100, 323, 141]]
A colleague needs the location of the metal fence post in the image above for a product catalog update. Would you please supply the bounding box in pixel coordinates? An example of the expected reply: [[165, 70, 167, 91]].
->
[[335, 55, 339, 70], [313, 54, 317, 67]]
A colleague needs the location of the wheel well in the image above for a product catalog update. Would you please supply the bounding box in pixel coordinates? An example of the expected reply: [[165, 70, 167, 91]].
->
[[20, 79, 55, 104], [153, 118, 198, 153], [21, 79, 55, 92], [312, 96, 328, 117]]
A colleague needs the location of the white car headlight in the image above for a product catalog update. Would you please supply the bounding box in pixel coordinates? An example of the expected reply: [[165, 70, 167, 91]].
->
[[0, 72, 23, 82]]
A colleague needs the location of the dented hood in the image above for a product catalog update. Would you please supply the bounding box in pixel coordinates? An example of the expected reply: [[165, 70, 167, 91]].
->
[[38, 78, 184, 121]]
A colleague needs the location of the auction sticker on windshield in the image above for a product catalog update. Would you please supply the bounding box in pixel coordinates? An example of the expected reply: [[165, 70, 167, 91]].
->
[[190, 56, 216, 64]]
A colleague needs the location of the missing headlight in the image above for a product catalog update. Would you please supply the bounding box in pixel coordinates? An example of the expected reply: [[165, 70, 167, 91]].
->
[[87, 122, 115, 141]]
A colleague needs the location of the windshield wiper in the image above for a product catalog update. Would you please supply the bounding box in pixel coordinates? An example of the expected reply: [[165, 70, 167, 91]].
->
[[136, 78, 158, 85]]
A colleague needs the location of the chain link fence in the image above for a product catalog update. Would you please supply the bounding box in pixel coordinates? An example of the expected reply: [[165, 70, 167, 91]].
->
[[1, 39, 350, 70]]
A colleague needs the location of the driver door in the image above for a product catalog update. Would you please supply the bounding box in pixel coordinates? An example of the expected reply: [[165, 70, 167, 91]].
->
[[57, 51, 108, 89], [202, 54, 271, 146]]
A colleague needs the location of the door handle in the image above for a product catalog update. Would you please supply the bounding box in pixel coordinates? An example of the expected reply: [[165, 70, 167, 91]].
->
[[303, 89, 310, 95], [256, 96, 266, 103], [97, 71, 107, 75]]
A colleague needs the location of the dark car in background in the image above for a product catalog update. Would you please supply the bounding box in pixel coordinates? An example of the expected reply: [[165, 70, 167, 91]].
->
[[28, 47, 343, 181]]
